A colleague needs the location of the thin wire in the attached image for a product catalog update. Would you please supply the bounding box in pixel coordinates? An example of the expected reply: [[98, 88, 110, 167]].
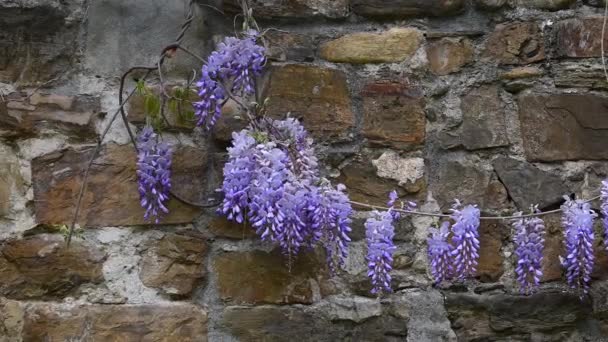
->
[[348, 194, 602, 220]]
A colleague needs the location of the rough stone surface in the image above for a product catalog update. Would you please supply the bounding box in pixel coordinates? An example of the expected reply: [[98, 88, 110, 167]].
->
[[460, 85, 509, 150], [320, 28, 423, 64], [430, 157, 492, 210], [221, 305, 407, 341], [372, 151, 425, 191], [21, 302, 208, 341], [338, 158, 406, 205], [208, 216, 257, 239], [492, 156, 569, 210], [426, 38, 474, 75], [214, 249, 330, 304], [32, 143, 205, 227], [518, 94, 608, 161], [1, 91, 100, 139], [139, 232, 207, 297], [553, 62, 608, 90], [446, 291, 589, 340], [223, 0, 349, 19], [266, 31, 316, 62], [556, 18, 608, 58], [351, 0, 466, 18], [515, 0, 576, 10], [483, 22, 545, 65], [0, 234, 106, 299], [474, 0, 507, 10], [0, 0, 84, 83], [476, 221, 506, 282], [361, 81, 426, 149], [262, 64, 354, 140], [400, 290, 457, 341], [85, 0, 206, 77], [500, 66, 543, 80]]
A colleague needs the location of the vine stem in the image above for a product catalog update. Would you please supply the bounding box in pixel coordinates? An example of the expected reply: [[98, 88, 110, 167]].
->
[[67, 74, 149, 246], [348, 195, 601, 220]]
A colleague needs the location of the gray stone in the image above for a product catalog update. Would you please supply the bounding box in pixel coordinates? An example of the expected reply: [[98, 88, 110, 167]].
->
[[0, 0, 85, 83], [518, 94, 608, 161], [514, 0, 576, 10], [351, 0, 465, 18], [446, 290, 589, 341], [493, 157, 569, 210], [460, 85, 509, 150], [584, 0, 608, 6], [474, 0, 507, 10], [430, 156, 492, 210], [323, 296, 382, 323], [399, 290, 456, 342], [223, 0, 349, 19], [84, 0, 208, 77], [553, 63, 608, 90], [221, 305, 407, 341]]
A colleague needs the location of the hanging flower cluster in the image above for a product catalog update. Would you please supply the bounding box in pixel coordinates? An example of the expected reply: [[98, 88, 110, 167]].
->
[[450, 201, 481, 280], [194, 31, 265, 129], [512, 208, 545, 294], [365, 191, 416, 294], [424, 201, 481, 285], [219, 118, 352, 269], [136, 126, 173, 223], [561, 197, 597, 295], [601, 180, 608, 251], [427, 221, 453, 285], [365, 210, 396, 294]]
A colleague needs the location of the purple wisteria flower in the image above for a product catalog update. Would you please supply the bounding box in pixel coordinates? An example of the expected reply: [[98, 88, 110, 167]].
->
[[194, 31, 265, 129], [561, 197, 597, 295], [450, 200, 481, 280], [219, 119, 352, 270], [313, 183, 353, 273], [601, 180, 608, 251], [365, 209, 396, 294], [427, 221, 453, 285], [136, 126, 173, 223], [512, 209, 545, 295]]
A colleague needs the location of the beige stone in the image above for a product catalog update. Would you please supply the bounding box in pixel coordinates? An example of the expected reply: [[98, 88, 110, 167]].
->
[[320, 28, 423, 64]]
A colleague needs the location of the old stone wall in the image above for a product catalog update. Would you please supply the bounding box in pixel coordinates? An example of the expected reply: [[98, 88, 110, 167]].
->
[[2, 0, 608, 341]]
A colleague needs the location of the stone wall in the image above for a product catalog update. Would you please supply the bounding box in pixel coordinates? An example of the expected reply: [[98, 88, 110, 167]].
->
[[2, 0, 608, 341]]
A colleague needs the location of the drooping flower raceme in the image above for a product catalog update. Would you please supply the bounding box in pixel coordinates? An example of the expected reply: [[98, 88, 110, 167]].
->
[[561, 198, 597, 294], [194, 31, 266, 129], [365, 210, 396, 294], [601, 180, 608, 251], [427, 221, 453, 285], [219, 118, 351, 269], [312, 183, 353, 273], [512, 210, 545, 294], [136, 126, 173, 223], [450, 200, 481, 280]]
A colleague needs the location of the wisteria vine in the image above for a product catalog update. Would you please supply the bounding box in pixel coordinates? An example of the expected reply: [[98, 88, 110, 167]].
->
[[125, 9, 608, 298]]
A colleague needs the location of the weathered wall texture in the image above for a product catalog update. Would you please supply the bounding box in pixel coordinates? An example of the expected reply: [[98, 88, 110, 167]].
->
[[2, 0, 608, 341]]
